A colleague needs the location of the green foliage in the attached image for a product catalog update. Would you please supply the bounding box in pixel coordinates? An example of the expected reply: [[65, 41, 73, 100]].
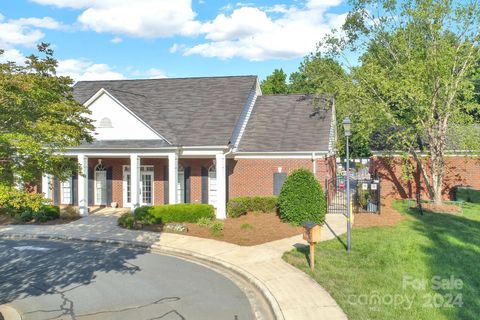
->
[[260, 68, 288, 94], [227, 196, 278, 218], [60, 206, 80, 220], [133, 204, 215, 225], [278, 169, 326, 225], [118, 212, 135, 229], [0, 43, 94, 186], [210, 220, 224, 236], [455, 186, 480, 203], [196, 216, 214, 227], [240, 223, 253, 230], [0, 185, 48, 213]]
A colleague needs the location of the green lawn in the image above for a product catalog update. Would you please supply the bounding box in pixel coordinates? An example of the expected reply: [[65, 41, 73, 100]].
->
[[283, 201, 480, 320]]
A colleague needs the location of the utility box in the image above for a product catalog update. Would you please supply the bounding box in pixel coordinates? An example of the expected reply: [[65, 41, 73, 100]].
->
[[303, 222, 321, 243]]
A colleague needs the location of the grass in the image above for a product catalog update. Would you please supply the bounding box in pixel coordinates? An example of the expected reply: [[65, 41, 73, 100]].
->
[[283, 201, 480, 320]]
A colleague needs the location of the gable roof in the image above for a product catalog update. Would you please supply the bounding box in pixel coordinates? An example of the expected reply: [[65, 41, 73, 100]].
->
[[238, 94, 334, 152], [73, 76, 258, 146]]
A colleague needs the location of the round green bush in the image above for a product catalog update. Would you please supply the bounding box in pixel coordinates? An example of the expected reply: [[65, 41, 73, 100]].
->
[[118, 212, 135, 229], [278, 168, 326, 225]]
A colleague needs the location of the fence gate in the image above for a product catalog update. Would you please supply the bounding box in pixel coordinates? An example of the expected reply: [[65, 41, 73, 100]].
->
[[326, 177, 380, 215]]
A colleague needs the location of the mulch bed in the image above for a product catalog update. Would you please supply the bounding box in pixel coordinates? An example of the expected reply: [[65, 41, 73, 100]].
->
[[147, 212, 303, 246], [418, 203, 462, 215], [353, 201, 405, 228]]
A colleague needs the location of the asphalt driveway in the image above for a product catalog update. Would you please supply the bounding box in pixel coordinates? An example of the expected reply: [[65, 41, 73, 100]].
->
[[0, 239, 254, 320]]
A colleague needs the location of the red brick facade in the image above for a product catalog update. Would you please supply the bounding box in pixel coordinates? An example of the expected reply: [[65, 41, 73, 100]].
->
[[371, 155, 480, 200], [49, 156, 335, 208]]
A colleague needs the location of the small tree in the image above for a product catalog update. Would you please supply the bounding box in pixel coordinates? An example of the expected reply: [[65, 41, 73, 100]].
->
[[260, 68, 288, 94], [278, 168, 326, 225]]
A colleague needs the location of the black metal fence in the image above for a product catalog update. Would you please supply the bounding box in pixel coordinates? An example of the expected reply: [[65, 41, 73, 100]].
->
[[325, 177, 380, 215]]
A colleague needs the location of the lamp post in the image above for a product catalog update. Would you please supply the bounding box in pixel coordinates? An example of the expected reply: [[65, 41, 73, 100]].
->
[[343, 117, 352, 252]]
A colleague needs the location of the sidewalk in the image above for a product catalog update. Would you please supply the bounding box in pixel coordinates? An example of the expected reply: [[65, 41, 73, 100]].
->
[[0, 213, 348, 320]]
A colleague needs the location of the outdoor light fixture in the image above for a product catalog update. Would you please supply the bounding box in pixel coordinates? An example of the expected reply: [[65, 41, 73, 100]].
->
[[342, 117, 352, 137], [343, 116, 352, 252]]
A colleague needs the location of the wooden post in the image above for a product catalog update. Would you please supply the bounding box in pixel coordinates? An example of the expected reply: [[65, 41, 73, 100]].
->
[[309, 243, 315, 270]]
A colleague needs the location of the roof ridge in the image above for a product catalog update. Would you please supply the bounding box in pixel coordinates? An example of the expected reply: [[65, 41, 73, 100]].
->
[[75, 75, 258, 84]]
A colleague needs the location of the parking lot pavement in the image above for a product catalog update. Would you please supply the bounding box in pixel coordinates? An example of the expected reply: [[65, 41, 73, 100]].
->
[[0, 239, 254, 320]]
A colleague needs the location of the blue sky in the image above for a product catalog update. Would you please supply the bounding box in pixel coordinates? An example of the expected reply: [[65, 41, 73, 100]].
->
[[0, 0, 350, 81]]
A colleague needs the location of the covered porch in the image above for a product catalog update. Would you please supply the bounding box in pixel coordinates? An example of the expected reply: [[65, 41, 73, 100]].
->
[[42, 148, 228, 219]]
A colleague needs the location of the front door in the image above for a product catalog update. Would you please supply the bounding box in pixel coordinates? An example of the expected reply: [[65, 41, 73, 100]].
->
[[140, 172, 153, 205], [123, 166, 154, 207]]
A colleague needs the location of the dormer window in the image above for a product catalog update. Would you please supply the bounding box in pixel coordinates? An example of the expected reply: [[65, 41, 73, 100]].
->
[[99, 117, 113, 128]]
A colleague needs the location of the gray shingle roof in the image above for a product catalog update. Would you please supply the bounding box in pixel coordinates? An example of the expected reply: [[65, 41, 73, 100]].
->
[[238, 94, 333, 152], [71, 140, 171, 149], [73, 76, 257, 146]]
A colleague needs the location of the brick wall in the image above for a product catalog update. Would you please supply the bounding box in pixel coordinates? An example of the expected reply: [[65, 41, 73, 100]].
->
[[371, 155, 480, 200], [49, 155, 336, 208], [228, 156, 335, 198]]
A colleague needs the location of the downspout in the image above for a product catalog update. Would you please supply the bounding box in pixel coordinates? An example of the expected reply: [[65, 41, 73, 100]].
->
[[312, 152, 316, 175]]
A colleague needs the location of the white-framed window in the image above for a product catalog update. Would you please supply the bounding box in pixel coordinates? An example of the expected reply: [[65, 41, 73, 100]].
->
[[123, 165, 155, 206], [61, 177, 72, 205], [95, 163, 107, 205], [99, 117, 113, 128], [208, 164, 217, 206]]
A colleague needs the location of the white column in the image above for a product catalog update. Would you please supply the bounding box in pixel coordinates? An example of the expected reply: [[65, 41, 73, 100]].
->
[[41, 174, 52, 200], [78, 154, 89, 216], [168, 153, 178, 204], [215, 153, 226, 219], [130, 154, 140, 209]]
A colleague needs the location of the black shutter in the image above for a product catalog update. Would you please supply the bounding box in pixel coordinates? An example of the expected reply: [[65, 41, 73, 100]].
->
[[201, 166, 208, 204], [88, 166, 94, 206], [273, 172, 287, 195], [106, 167, 113, 206], [163, 166, 169, 204], [72, 172, 78, 206], [184, 167, 191, 203], [53, 177, 60, 205]]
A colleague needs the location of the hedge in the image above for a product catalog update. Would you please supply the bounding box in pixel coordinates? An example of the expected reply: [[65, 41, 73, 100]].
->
[[227, 196, 278, 218], [132, 203, 215, 225], [278, 168, 326, 225], [455, 186, 480, 203]]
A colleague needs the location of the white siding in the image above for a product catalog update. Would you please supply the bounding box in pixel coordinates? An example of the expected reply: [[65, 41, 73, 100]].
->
[[87, 92, 160, 140]]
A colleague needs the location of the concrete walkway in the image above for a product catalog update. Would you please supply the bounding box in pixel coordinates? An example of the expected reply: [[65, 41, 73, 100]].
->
[[0, 213, 348, 320]]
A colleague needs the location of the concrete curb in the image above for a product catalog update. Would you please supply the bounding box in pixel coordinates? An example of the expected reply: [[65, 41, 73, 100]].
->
[[0, 232, 284, 320], [0, 305, 21, 320], [152, 244, 285, 320]]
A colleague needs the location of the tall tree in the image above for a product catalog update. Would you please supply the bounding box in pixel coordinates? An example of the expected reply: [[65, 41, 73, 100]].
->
[[0, 43, 94, 187], [324, 0, 480, 204], [260, 68, 288, 94]]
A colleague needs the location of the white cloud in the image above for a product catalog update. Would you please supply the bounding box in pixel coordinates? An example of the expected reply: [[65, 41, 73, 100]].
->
[[57, 59, 125, 81], [0, 14, 63, 48], [184, 0, 347, 60], [32, 0, 200, 38], [0, 48, 26, 65], [110, 36, 123, 44], [130, 67, 168, 79]]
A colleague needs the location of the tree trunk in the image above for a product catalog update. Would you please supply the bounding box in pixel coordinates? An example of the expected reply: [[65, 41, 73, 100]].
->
[[430, 123, 447, 206]]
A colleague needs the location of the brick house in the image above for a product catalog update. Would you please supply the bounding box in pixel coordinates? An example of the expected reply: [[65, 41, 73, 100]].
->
[[41, 76, 337, 218]]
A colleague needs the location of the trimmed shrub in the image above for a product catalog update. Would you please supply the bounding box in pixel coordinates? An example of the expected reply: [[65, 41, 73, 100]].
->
[[210, 220, 224, 236], [40, 205, 60, 221], [60, 206, 80, 220], [278, 168, 326, 225], [227, 196, 278, 218], [0, 185, 47, 214], [454, 186, 480, 203], [118, 212, 135, 229], [133, 204, 215, 225]]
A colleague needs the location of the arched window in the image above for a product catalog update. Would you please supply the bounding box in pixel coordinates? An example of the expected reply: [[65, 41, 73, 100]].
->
[[208, 164, 217, 206], [99, 117, 113, 128], [95, 162, 107, 205], [177, 164, 185, 203]]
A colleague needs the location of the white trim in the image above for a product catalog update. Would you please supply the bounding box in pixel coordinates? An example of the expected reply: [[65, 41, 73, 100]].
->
[[94, 162, 107, 206], [168, 153, 178, 204], [84, 88, 171, 144], [327, 98, 337, 156], [215, 153, 226, 219], [60, 177, 73, 205], [230, 80, 260, 150], [77, 154, 88, 216]]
